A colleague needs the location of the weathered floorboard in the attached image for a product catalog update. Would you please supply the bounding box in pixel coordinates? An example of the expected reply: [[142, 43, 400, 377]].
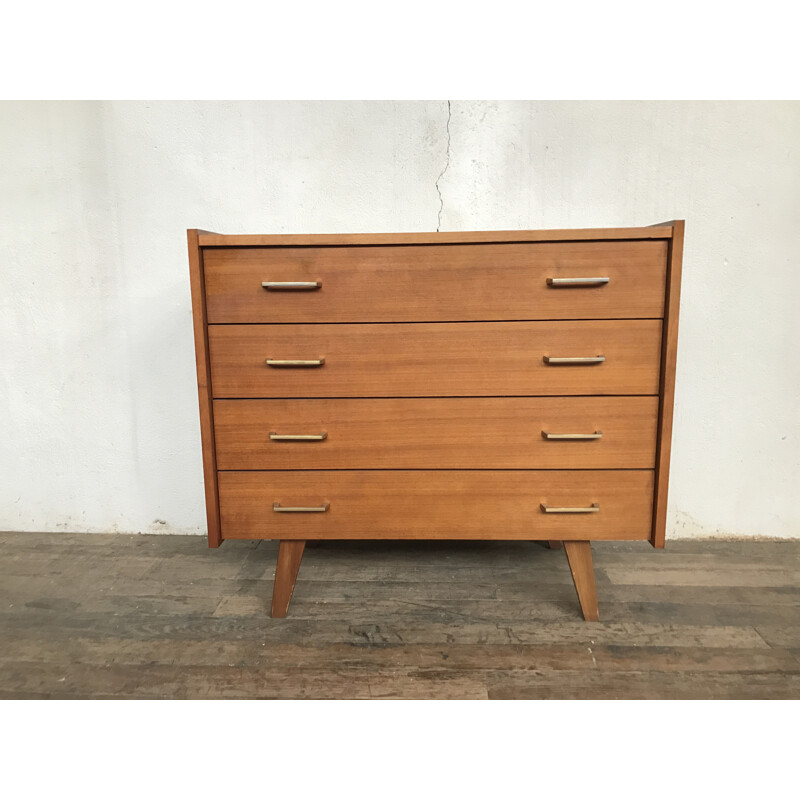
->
[[0, 532, 797, 699]]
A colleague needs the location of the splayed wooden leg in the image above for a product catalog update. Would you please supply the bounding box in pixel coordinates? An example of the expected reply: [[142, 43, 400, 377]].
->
[[271, 540, 306, 618], [564, 540, 599, 621]]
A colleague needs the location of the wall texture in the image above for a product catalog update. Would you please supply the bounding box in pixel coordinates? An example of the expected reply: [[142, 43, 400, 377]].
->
[[1, 101, 798, 538]]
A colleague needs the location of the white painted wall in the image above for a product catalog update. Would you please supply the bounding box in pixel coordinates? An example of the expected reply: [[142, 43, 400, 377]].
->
[[1, 101, 798, 538]]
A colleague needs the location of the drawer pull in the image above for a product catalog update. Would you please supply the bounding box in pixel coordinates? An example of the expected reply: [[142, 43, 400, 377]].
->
[[540, 503, 600, 514], [273, 502, 330, 513], [543, 355, 605, 365], [266, 358, 326, 367], [542, 430, 603, 440], [547, 277, 610, 287], [270, 432, 328, 441], [262, 281, 321, 290]]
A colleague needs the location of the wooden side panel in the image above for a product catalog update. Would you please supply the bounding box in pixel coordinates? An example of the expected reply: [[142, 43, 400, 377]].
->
[[187, 229, 222, 547], [207, 320, 663, 398], [652, 221, 685, 548], [218, 470, 655, 541], [213, 396, 659, 470], [203, 241, 668, 323]]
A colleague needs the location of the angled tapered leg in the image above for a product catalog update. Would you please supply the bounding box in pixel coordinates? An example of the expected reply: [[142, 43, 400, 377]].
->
[[563, 541, 599, 621], [271, 540, 306, 618]]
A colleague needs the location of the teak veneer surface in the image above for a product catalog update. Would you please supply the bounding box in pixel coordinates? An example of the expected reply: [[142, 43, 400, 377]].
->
[[653, 220, 684, 548], [188, 223, 684, 617], [217, 470, 654, 541], [208, 320, 662, 398], [213, 396, 659, 470], [187, 230, 221, 546], [197, 226, 675, 247], [203, 241, 667, 323]]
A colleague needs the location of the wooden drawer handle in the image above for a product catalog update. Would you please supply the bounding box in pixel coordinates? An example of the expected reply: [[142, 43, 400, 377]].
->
[[269, 432, 328, 441], [262, 281, 321, 290], [540, 503, 600, 514], [265, 358, 325, 367], [541, 431, 603, 440], [547, 277, 609, 287], [543, 355, 605, 365], [273, 503, 330, 513]]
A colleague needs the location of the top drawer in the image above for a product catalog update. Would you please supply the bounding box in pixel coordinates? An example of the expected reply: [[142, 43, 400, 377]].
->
[[203, 240, 668, 323]]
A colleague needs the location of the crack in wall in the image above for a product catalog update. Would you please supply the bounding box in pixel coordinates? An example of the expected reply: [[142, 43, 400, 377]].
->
[[434, 100, 452, 232]]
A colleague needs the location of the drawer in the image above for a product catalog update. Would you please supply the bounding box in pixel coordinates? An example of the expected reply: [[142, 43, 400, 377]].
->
[[208, 320, 662, 398], [218, 470, 654, 541], [203, 241, 668, 323], [214, 397, 659, 469]]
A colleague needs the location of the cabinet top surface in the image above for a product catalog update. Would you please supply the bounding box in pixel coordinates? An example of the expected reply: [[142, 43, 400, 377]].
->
[[194, 223, 680, 248]]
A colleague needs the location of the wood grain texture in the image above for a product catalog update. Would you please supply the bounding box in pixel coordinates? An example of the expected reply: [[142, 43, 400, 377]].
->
[[652, 220, 684, 548], [187, 223, 683, 621], [187, 229, 222, 548], [208, 320, 662, 398], [197, 227, 675, 247], [213, 396, 659, 470], [217, 470, 654, 541], [564, 541, 600, 621], [203, 240, 668, 323], [1, 533, 797, 699], [271, 540, 305, 618]]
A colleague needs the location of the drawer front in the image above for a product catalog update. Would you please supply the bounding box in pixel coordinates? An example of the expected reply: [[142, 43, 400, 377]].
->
[[203, 241, 668, 323], [214, 397, 659, 469], [218, 470, 654, 540], [208, 320, 662, 398]]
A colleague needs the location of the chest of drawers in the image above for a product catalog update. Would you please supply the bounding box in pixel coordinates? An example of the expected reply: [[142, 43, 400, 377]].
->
[[188, 223, 684, 620]]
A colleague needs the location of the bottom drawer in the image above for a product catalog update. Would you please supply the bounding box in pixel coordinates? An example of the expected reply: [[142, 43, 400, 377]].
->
[[218, 470, 654, 541]]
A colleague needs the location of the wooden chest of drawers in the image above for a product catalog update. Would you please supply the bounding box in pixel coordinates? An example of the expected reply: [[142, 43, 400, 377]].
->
[[188, 223, 684, 619]]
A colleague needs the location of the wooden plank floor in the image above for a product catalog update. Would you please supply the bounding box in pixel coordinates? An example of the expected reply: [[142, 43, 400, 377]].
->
[[0, 532, 798, 699]]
